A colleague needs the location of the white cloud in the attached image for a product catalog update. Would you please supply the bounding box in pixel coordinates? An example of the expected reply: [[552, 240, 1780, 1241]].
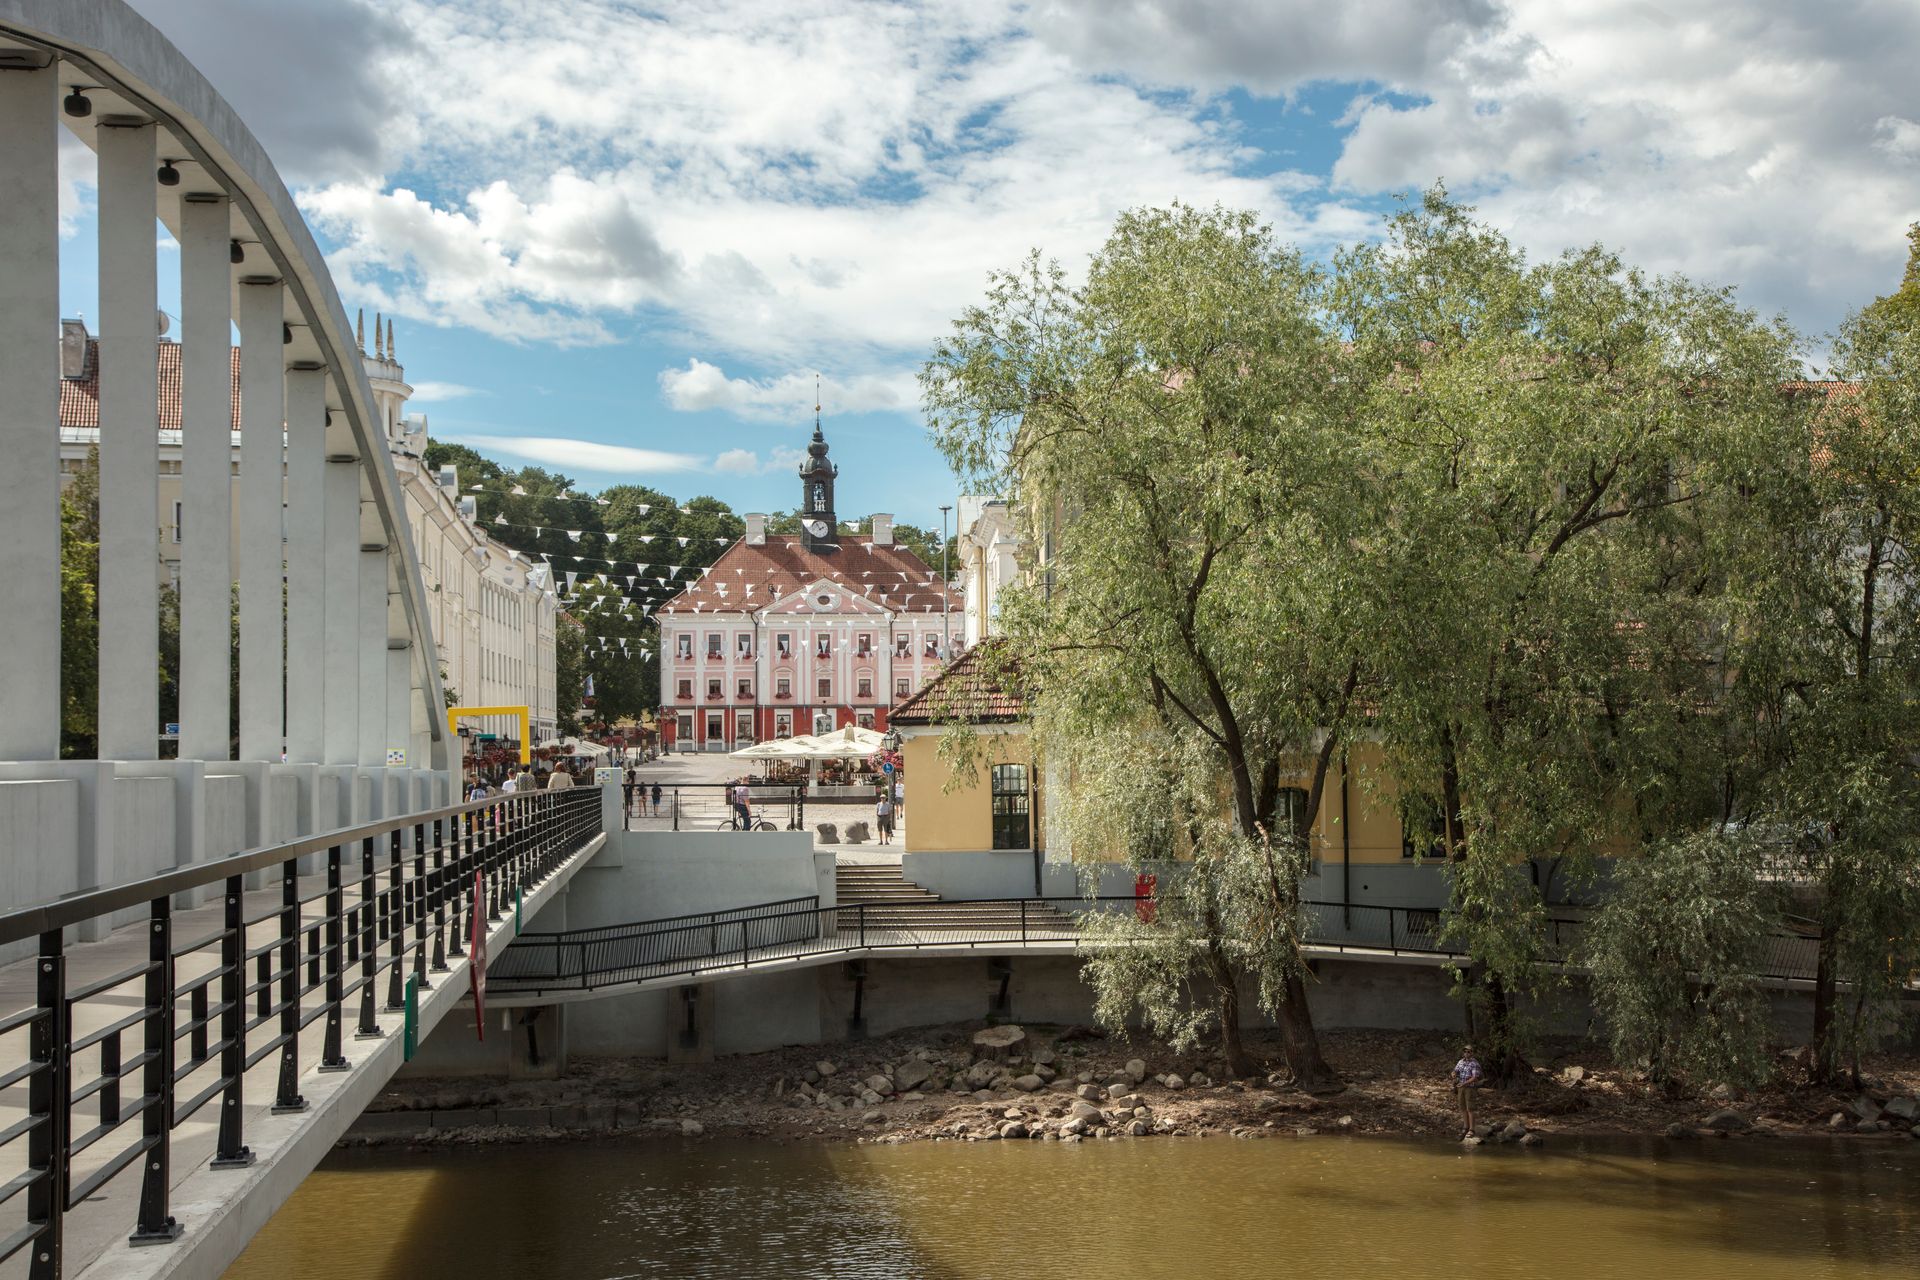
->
[[441, 434, 705, 475], [408, 381, 483, 403], [713, 445, 808, 475], [658, 360, 919, 421], [1318, 0, 1920, 330], [251, 0, 1914, 377], [1877, 116, 1920, 163], [292, 0, 1338, 364]]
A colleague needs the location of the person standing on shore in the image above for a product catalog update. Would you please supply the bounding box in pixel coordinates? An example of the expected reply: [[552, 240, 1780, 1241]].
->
[[1452, 1045, 1483, 1139]]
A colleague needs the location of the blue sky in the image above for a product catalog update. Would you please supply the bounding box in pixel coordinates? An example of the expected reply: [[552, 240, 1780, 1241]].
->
[[63, 1, 1920, 529]]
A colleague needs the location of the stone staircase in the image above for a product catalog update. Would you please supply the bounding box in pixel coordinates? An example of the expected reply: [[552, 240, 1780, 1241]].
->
[[834, 862, 1073, 935]]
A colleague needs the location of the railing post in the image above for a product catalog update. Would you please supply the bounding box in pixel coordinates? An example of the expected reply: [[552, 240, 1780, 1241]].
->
[[449, 811, 469, 959], [1021, 899, 1028, 945], [356, 835, 385, 1040], [432, 817, 449, 972], [412, 820, 431, 990], [271, 859, 308, 1114], [131, 898, 182, 1243], [28, 931, 67, 1280], [385, 828, 406, 1010], [212, 873, 256, 1165], [318, 847, 348, 1072], [1388, 907, 1397, 954], [859, 903, 867, 949]]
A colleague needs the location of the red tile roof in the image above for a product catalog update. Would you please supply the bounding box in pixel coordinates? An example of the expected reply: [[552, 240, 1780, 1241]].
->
[[657, 534, 958, 617], [889, 641, 1026, 726], [58, 339, 242, 432]]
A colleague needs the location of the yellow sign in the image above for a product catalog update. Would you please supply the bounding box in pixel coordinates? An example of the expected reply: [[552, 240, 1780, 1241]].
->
[[447, 705, 532, 764]]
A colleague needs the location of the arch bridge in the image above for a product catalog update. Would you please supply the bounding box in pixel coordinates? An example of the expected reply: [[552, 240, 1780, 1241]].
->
[[0, 4, 608, 1276]]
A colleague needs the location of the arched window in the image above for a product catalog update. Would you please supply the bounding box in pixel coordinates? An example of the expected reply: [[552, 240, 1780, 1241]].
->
[[812, 483, 826, 512]]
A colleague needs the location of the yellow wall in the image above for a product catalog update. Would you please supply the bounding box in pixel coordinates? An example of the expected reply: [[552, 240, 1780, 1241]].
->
[[901, 730, 1044, 854]]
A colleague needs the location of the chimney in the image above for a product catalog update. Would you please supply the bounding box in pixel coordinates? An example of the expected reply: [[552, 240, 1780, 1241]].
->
[[871, 513, 894, 547], [745, 513, 767, 546], [60, 318, 88, 379]]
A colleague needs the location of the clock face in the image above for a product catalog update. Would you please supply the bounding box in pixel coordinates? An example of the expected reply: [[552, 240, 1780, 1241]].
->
[[805, 519, 829, 537]]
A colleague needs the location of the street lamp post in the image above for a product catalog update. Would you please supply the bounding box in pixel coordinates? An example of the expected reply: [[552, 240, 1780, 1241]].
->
[[939, 503, 952, 659]]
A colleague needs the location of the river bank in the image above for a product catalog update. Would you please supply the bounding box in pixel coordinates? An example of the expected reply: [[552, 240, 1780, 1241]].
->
[[351, 1024, 1920, 1149]]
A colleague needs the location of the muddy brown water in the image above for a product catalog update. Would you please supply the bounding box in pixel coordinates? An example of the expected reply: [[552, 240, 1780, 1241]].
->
[[225, 1133, 1919, 1279]]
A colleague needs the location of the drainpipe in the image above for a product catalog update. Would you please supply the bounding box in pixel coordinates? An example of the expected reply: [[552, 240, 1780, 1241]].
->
[[1341, 752, 1351, 929]]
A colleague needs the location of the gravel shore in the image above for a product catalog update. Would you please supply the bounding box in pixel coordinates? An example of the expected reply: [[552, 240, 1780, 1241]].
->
[[349, 1024, 1920, 1149]]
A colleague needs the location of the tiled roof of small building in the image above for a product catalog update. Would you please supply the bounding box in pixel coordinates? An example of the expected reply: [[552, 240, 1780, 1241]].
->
[[656, 534, 958, 617], [58, 339, 242, 431], [889, 641, 1025, 726]]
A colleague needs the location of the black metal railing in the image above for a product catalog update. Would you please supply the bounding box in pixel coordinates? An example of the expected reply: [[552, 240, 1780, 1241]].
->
[[618, 783, 806, 833], [488, 893, 1825, 998], [0, 786, 603, 1280]]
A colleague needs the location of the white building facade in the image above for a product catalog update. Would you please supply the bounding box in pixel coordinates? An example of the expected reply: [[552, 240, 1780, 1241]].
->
[[656, 424, 959, 751], [56, 313, 558, 750]]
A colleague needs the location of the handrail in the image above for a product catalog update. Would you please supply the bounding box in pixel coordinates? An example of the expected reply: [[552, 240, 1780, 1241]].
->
[[0, 785, 604, 1277], [487, 892, 1826, 996], [0, 790, 594, 946]]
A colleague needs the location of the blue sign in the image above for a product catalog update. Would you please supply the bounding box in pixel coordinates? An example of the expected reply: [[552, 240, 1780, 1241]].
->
[[161, 723, 180, 739], [881, 761, 895, 775]]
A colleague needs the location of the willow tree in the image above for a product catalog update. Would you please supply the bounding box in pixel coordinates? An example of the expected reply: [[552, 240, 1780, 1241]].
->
[[921, 205, 1371, 1086], [1751, 229, 1920, 1084], [1332, 192, 1806, 1073]]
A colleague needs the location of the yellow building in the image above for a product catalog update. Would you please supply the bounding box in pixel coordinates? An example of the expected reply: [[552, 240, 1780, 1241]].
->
[[892, 644, 1042, 856]]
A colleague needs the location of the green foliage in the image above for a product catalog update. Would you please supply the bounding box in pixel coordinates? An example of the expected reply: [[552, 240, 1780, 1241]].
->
[[59, 457, 99, 757], [553, 619, 585, 736], [1586, 829, 1781, 1087], [923, 203, 1369, 1083]]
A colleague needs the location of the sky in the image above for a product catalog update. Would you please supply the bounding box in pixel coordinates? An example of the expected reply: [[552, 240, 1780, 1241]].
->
[[52, 0, 1920, 530]]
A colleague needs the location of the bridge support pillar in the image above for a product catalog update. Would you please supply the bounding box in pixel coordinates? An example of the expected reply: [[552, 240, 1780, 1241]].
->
[[666, 983, 716, 1065]]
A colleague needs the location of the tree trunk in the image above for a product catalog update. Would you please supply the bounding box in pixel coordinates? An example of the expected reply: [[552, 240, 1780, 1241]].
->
[[1207, 942, 1256, 1079], [1810, 924, 1841, 1084], [1277, 969, 1337, 1090]]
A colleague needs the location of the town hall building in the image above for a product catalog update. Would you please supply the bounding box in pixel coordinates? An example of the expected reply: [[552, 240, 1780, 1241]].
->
[[656, 422, 959, 751]]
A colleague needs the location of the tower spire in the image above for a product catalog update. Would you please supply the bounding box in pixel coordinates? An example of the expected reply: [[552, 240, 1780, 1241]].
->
[[355, 308, 364, 354], [386, 317, 395, 364]]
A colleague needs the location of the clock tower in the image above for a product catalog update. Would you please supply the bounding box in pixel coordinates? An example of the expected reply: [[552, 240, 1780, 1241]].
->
[[798, 417, 839, 551]]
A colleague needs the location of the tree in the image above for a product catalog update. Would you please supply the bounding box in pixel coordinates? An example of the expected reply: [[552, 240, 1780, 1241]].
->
[[1334, 191, 1805, 1076], [554, 616, 586, 737], [59, 450, 100, 757], [922, 205, 1369, 1086], [1586, 829, 1781, 1089], [1752, 226, 1920, 1084]]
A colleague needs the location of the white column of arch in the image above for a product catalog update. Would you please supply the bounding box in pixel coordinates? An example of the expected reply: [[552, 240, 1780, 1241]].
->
[[236, 279, 285, 762], [283, 365, 327, 762], [321, 407, 360, 764], [177, 193, 232, 761], [385, 553, 412, 768], [357, 474, 388, 767], [95, 118, 160, 760], [0, 66, 61, 759]]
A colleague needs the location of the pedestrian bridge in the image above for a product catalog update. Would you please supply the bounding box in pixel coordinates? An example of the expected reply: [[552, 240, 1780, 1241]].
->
[[483, 890, 1825, 1004]]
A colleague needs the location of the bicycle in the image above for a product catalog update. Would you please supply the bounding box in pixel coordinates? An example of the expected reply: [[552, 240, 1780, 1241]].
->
[[716, 812, 776, 832]]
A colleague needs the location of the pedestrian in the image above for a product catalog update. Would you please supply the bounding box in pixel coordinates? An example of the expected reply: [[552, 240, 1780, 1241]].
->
[[499, 770, 517, 794], [892, 776, 904, 818], [731, 779, 752, 829], [1451, 1043, 1484, 1139], [547, 763, 573, 789], [875, 791, 894, 845], [650, 780, 663, 817], [623, 766, 637, 816]]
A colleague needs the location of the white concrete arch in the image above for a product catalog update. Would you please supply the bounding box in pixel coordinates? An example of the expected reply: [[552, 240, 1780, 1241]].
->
[[0, 0, 453, 920]]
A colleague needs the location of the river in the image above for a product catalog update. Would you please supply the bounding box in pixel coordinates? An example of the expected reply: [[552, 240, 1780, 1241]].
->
[[225, 1135, 1918, 1279]]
